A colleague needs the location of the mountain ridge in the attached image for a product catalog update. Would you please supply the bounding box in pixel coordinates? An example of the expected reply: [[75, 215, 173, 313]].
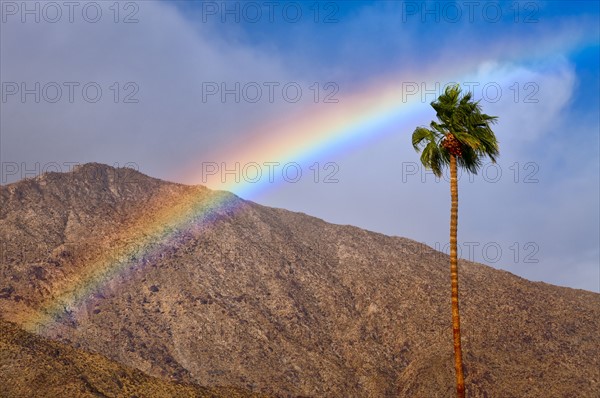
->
[[1, 163, 598, 397]]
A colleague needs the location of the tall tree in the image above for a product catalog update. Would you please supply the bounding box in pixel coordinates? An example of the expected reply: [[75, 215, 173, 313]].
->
[[411, 85, 499, 398]]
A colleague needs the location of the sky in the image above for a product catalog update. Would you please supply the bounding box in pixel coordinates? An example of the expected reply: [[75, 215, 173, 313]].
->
[[1, 0, 599, 292]]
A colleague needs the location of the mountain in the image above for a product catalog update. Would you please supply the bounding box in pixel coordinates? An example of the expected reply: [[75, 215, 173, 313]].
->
[[0, 318, 267, 398], [1, 163, 598, 397]]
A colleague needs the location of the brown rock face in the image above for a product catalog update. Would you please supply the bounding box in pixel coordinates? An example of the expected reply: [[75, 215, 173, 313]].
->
[[0, 318, 268, 398], [1, 163, 599, 397]]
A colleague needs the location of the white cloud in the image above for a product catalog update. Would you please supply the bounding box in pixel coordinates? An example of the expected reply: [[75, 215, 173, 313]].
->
[[0, 1, 311, 180]]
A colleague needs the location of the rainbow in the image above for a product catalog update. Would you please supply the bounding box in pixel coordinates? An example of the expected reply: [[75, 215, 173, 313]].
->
[[21, 27, 599, 332]]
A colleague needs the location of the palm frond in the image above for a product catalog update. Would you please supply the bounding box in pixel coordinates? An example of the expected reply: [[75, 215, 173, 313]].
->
[[411, 83, 499, 175], [412, 127, 436, 151], [420, 141, 447, 177]]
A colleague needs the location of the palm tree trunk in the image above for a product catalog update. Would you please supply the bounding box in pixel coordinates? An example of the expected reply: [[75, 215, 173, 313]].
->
[[450, 154, 465, 397]]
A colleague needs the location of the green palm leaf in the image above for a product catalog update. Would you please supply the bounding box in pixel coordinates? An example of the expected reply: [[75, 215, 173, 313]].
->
[[411, 84, 499, 174]]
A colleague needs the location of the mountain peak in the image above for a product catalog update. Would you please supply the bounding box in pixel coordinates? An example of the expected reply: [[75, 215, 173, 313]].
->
[[65, 162, 156, 186], [0, 164, 598, 397]]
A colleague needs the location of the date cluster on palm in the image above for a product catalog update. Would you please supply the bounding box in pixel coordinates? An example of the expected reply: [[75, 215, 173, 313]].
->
[[442, 134, 463, 157]]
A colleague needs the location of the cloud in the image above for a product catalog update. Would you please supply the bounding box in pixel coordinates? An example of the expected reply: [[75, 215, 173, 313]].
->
[[0, 1, 314, 180]]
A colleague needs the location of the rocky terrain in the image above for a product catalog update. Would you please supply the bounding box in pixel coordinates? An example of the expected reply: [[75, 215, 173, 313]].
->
[[1, 163, 599, 397], [0, 318, 268, 398]]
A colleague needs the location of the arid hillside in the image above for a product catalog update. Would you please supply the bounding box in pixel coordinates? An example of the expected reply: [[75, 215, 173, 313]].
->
[[0, 318, 268, 398], [1, 163, 598, 397]]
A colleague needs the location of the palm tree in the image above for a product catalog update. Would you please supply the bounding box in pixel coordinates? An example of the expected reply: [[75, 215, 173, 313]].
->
[[411, 84, 499, 398]]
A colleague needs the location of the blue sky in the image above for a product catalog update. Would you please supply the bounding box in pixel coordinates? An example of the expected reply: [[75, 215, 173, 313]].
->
[[1, 1, 599, 291]]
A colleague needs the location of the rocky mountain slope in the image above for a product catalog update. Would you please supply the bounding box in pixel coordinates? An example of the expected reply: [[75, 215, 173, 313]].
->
[[1, 163, 598, 397], [0, 318, 268, 398]]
